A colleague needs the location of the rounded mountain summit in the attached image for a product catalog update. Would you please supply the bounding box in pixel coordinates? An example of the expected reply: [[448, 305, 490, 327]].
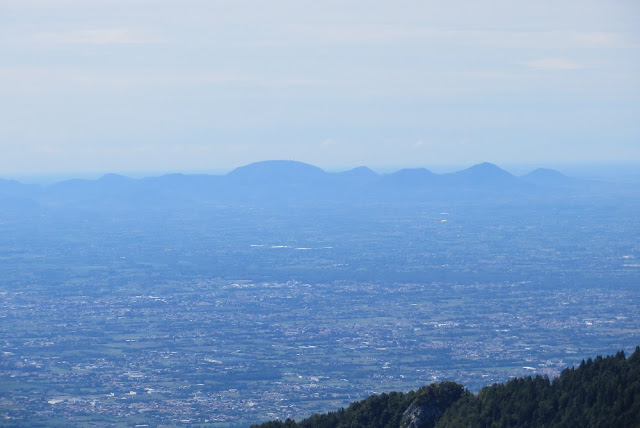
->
[[226, 160, 328, 186]]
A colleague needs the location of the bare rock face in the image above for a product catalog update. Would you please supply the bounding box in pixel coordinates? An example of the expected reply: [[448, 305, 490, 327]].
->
[[399, 381, 469, 428], [400, 400, 443, 428]]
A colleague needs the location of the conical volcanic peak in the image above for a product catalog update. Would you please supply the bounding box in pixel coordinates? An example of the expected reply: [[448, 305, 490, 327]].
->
[[444, 162, 520, 187], [226, 160, 327, 185], [521, 168, 573, 185], [382, 168, 437, 186], [456, 162, 514, 178], [336, 166, 379, 179]]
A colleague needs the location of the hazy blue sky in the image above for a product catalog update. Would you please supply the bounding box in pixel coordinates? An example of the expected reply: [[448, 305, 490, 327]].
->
[[1, 0, 639, 174]]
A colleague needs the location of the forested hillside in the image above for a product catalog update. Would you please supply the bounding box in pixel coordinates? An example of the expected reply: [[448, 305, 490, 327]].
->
[[252, 347, 640, 428]]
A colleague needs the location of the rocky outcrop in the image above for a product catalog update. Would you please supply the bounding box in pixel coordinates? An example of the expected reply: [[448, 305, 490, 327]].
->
[[400, 382, 469, 428]]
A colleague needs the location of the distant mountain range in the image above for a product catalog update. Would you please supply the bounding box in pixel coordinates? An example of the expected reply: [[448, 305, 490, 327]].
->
[[0, 160, 616, 213]]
